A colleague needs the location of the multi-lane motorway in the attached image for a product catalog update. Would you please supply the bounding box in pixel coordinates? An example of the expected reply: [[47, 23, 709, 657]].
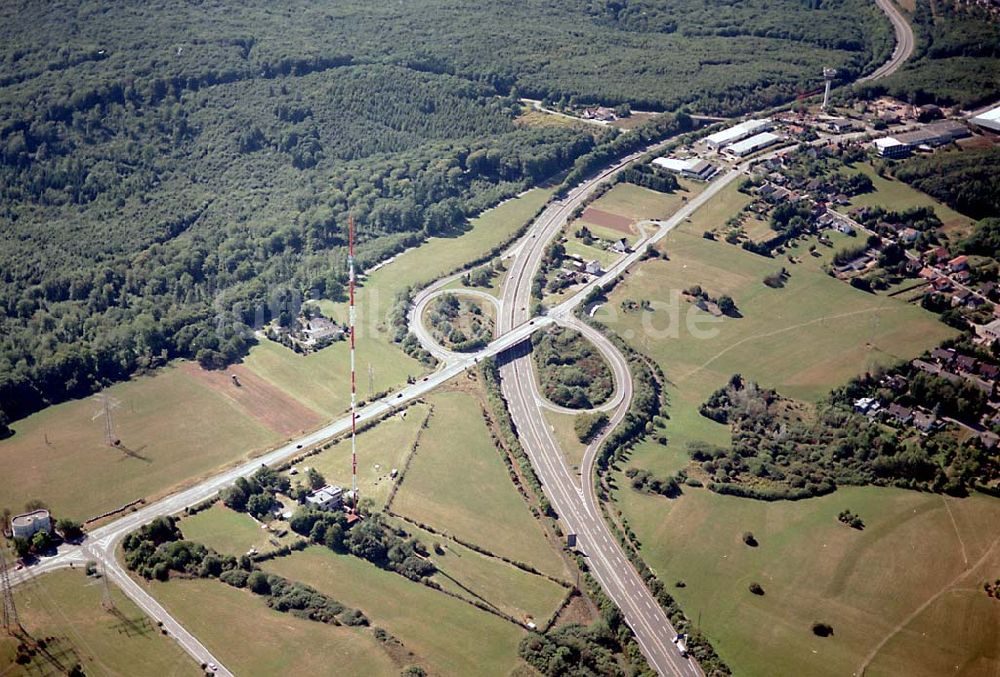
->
[[9, 3, 912, 672], [860, 0, 915, 83]]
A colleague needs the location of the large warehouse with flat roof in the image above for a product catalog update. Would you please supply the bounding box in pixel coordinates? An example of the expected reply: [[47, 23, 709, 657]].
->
[[651, 156, 718, 180], [724, 131, 781, 157], [970, 105, 1000, 133], [704, 118, 773, 149]]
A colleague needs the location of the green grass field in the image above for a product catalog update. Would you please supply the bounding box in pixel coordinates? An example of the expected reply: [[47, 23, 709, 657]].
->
[[678, 180, 752, 237], [391, 518, 568, 624], [391, 390, 568, 580], [0, 365, 280, 521], [147, 576, 397, 676], [264, 546, 528, 675], [295, 403, 430, 510], [0, 569, 196, 676], [844, 163, 973, 237], [588, 181, 703, 224], [242, 330, 423, 419], [615, 483, 1000, 677], [603, 228, 956, 404], [742, 214, 777, 243], [179, 503, 296, 557]]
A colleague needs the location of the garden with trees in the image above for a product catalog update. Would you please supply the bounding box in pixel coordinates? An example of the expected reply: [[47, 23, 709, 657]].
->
[[690, 373, 996, 500]]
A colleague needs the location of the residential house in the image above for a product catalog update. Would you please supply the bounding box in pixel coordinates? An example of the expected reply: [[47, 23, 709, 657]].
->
[[951, 289, 972, 307], [585, 260, 603, 276], [912, 410, 941, 433], [978, 363, 1000, 380], [924, 246, 950, 263], [899, 227, 920, 244], [931, 348, 956, 363], [611, 238, 629, 254], [932, 277, 953, 292], [955, 354, 979, 373], [882, 374, 910, 392], [965, 375, 994, 398], [948, 255, 969, 272], [853, 397, 878, 414], [887, 403, 914, 425]]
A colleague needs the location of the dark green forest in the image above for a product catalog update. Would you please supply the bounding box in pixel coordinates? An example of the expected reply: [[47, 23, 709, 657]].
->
[[0, 0, 892, 430], [857, 0, 1000, 107], [894, 147, 1000, 221]]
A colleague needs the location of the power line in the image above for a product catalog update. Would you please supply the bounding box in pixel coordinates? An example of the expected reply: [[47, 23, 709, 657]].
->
[[1, 543, 21, 634]]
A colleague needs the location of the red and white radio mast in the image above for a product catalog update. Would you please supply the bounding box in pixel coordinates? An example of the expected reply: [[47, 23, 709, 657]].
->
[[348, 214, 359, 516]]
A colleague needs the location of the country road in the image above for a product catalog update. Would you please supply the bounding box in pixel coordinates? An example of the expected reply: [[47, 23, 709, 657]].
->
[[8, 3, 913, 672]]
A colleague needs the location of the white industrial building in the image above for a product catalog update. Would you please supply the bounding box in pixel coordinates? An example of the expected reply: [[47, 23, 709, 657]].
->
[[11, 509, 51, 539], [724, 131, 782, 157], [969, 105, 1000, 133], [704, 118, 773, 149], [873, 137, 910, 159], [306, 484, 343, 511], [651, 157, 718, 181]]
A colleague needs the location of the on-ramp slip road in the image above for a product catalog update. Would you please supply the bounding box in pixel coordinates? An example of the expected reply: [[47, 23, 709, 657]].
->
[[9, 4, 913, 671]]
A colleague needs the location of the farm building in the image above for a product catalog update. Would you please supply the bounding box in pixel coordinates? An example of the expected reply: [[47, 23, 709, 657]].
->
[[704, 118, 773, 149], [651, 156, 717, 180], [873, 137, 910, 159], [306, 484, 344, 511], [724, 131, 782, 157], [11, 509, 51, 539], [970, 104, 1000, 133]]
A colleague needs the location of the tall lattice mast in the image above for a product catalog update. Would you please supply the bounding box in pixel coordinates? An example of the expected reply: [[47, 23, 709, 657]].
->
[[349, 214, 359, 516]]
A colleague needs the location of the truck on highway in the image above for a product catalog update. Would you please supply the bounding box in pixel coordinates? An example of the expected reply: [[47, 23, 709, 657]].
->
[[673, 633, 688, 658]]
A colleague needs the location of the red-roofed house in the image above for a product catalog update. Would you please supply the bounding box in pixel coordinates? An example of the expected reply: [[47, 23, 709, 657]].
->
[[949, 255, 969, 272]]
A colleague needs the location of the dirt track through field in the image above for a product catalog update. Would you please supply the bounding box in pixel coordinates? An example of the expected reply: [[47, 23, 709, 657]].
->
[[858, 535, 1000, 675], [180, 362, 324, 437]]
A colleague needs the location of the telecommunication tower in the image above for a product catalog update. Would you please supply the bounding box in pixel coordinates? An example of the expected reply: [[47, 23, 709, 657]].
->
[[821, 68, 837, 110], [348, 215, 359, 516]]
